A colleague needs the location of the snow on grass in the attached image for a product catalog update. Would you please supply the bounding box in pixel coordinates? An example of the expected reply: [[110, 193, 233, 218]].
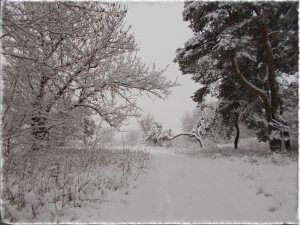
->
[[2, 138, 298, 223], [210, 156, 298, 220], [2, 146, 152, 223], [168, 138, 298, 223], [95, 144, 298, 223]]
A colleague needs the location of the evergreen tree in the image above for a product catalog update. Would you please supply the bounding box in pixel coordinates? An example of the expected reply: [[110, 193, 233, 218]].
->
[[174, 2, 298, 152]]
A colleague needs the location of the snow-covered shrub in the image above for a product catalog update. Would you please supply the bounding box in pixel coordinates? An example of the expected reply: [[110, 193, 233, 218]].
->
[[191, 116, 214, 138], [2, 145, 152, 223], [145, 122, 162, 144], [159, 129, 173, 147], [145, 122, 172, 146]]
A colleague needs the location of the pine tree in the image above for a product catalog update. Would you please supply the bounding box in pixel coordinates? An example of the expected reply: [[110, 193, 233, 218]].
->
[[174, 2, 298, 152]]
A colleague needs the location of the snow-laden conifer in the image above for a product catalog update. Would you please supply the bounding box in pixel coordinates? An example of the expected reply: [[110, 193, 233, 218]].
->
[[174, 2, 298, 152]]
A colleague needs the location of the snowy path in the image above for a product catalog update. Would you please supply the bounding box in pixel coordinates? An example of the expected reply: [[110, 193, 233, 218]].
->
[[153, 153, 253, 222], [79, 148, 298, 223]]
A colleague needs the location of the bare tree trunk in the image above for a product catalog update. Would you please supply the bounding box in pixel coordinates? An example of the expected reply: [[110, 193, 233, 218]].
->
[[234, 112, 239, 149], [3, 138, 11, 156]]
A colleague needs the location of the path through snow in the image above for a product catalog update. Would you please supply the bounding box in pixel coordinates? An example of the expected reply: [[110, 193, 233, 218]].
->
[[76, 147, 298, 223]]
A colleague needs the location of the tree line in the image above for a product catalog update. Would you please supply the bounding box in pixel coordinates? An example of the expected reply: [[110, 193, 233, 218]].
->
[[2, 1, 298, 153]]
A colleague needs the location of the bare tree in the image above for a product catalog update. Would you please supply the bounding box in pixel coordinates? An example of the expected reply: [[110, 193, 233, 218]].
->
[[137, 113, 155, 137], [2, 2, 176, 151], [170, 117, 213, 148]]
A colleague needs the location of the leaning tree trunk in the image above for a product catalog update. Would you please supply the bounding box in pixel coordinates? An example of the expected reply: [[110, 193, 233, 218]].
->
[[231, 49, 277, 151], [168, 133, 203, 148], [230, 50, 283, 153]]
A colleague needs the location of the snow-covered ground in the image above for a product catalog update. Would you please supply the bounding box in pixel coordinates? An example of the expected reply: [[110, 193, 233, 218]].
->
[[75, 147, 298, 223], [3, 145, 298, 223]]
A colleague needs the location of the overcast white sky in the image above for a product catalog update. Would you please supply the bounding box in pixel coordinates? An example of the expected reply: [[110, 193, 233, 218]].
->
[[116, 1, 201, 136], [110, 1, 299, 140]]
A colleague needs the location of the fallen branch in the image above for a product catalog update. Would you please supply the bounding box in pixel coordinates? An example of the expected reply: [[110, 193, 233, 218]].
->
[[168, 132, 203, 148]]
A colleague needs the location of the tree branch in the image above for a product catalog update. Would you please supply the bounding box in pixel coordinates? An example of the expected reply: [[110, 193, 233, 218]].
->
[[230, 49, 268, 101], [73, 103, 116, 128], [230, 49, 272, 123], [168, 132, 203, 148]]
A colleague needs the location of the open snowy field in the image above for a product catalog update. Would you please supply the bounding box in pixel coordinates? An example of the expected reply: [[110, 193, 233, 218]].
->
[[3, 143, 297, 224], [92, 146, 298, 223]]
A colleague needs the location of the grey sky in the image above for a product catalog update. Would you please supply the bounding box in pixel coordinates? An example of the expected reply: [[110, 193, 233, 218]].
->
[[118, 1, 201, 135]]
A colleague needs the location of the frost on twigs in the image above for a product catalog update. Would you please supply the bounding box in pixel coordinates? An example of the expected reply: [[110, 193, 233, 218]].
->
[[2, 1, 177, 152]]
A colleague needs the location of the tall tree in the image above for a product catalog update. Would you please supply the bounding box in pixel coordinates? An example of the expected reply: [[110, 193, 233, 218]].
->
[[174, 2, 298, 152], [2, 2, 176, 151]]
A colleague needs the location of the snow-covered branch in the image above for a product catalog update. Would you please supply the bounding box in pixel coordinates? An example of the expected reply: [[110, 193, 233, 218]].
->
[[230, 49, 268, 102], [2, 1, 176, 150], [169, 132, 203, 148]]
